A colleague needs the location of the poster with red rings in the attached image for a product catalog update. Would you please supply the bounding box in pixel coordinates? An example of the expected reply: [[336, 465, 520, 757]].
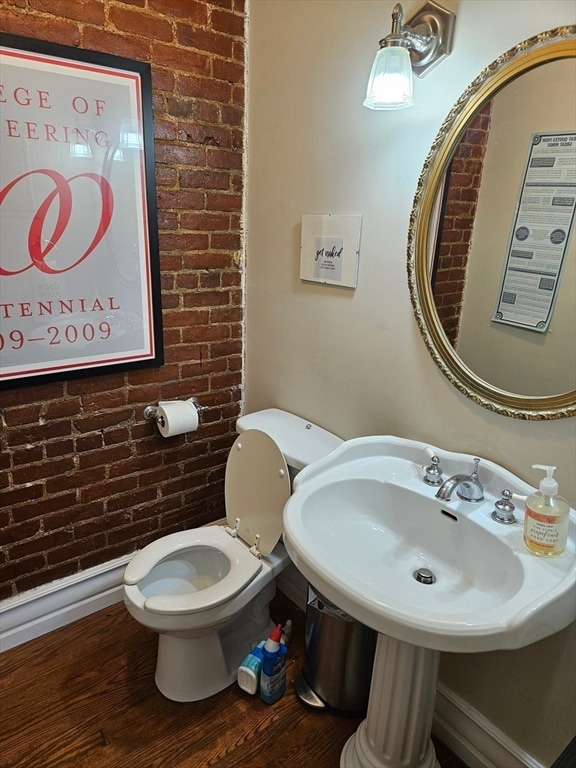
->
[[0, 34, 163, 388]]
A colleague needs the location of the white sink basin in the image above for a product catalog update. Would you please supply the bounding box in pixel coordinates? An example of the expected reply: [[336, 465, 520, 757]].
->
[[283, 436, 576, 652]]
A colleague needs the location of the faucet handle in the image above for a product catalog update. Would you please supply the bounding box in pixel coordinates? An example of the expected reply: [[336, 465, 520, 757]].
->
[[491, 489, 517, 525], [423, 448, 443, 486]]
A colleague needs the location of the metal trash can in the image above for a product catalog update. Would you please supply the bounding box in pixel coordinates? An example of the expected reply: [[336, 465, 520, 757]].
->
[[295, 585, 377, 717]]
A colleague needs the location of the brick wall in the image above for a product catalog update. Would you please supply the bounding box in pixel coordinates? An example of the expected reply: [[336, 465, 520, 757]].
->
[[0, 0, 245, 600], [432, 102, 492, 347]]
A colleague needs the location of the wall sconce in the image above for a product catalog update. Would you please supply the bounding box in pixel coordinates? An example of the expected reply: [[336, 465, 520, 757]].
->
[[363, 1, 456, 110]]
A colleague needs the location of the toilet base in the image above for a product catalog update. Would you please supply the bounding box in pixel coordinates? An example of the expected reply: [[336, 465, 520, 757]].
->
[[154, 580, 276, 701]]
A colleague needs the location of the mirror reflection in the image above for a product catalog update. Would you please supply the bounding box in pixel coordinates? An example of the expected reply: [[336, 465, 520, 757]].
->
[[431, 58, 575, 397], [408, 27, 576, 419]]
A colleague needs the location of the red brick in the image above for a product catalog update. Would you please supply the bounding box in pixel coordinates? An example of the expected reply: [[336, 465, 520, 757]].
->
[[83, 27, 151, 61], [160, 232, 210, 251], [0, 555, 47, 584], [109, 6, 172, 41], [221, 104, 243, 127], [205, 191, 242, 212], [0, 0, 245, 599], [81, 389, 128, 411], [43, 501, 106, 531], [148, 0, 207, 24], [178, 74, 232, 103], [45, 466, 106, 495], [106, 487, 159, 513], [180, 168, 231, 190], [12, 445, 44, 466], [211, 9, 244, 37], [156, 188, 205, 211], [153, 42, 209, 77], [212, 57, 243, 84], [211, 232, 241, 250], [3, 484, 44, 509], [12, 457, 75, 486], [2, 519, 42, 545], [46, 535, 106, 565], [176, 25, 233, 58], [73, 409, 133, 433]]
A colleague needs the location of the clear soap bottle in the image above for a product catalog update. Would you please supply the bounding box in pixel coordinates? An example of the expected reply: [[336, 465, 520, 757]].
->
[[523, 465, 570, 557]]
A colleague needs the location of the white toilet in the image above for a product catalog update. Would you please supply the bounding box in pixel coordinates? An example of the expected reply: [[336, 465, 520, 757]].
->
[[123, 408, 342, 702]]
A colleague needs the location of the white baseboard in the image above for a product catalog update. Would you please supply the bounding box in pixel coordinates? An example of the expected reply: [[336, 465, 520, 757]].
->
[[0, 519, 228, 653], [433, 684, 545, 768], [0, 553, 131, 652], [0, 551, 543, 768]]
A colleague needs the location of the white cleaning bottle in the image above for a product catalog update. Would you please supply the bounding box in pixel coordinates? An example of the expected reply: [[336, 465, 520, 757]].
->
[[523, 465, 570, 557], [237, 641, 265, 695]]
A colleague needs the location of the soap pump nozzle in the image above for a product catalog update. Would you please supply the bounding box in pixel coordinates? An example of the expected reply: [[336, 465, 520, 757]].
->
[[532, 464, 558, 498]]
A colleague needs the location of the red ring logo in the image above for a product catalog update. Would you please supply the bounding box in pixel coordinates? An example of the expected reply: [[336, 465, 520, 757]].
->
[[0, 169, 114, 276]]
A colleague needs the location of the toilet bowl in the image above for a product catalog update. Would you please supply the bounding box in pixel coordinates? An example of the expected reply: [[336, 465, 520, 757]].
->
[[123, 409, 342, 702]]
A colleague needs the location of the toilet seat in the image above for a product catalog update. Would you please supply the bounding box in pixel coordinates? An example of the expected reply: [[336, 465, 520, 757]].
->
[[124, 527, 264, 614], [225, 429, 291, 556], [123, 429, 291, 616]]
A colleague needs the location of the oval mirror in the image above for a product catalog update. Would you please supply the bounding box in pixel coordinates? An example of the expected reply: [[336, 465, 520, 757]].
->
[[408, 27, 576, 419]]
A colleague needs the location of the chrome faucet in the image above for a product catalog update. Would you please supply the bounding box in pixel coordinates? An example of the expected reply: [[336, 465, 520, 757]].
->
[[435, 458, 484, 502]]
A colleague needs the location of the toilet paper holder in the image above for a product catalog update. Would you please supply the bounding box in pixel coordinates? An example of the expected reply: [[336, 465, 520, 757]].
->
[[143, 397, 208, 429]]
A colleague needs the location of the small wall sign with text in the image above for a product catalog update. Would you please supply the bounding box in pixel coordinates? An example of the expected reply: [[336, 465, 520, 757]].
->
[[300, 214, 362, 288]]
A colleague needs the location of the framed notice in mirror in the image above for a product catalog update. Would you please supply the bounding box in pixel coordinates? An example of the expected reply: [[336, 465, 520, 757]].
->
[[492, 131, 575, 333], [0, 34, 163, 389]]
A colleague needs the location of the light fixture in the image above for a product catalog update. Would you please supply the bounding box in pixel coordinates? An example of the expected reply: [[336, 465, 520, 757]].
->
[[364, 1, 456, 111]]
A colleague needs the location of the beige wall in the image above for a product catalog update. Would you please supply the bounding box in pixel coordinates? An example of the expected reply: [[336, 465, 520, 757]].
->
[[246, 1, 576, 765]]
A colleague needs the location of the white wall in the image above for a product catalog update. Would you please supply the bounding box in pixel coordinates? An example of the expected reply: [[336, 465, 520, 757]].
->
[[246, 1, 576, 764]]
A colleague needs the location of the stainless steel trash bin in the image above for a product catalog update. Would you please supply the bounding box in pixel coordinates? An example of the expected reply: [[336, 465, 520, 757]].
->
[[295, 585, 377, 717]]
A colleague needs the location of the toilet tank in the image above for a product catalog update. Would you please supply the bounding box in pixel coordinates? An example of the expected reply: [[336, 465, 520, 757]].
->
[[236, 408, 343, 474]]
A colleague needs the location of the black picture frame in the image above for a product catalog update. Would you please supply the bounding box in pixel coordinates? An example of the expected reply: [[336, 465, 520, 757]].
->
[[0, 34, 163, 389]]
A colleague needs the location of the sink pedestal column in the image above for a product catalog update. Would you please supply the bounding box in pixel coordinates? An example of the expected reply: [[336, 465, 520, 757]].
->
[[340, 634, 441, 768]]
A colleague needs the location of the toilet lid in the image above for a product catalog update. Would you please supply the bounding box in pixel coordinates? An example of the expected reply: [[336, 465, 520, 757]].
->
[[225, 429, 291, 556]]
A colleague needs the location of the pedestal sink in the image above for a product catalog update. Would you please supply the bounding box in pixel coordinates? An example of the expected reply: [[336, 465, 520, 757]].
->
[[282, 436, 576, 768]]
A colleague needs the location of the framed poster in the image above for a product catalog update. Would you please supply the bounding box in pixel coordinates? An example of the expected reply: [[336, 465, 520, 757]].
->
[[0, 34, 163, 389]]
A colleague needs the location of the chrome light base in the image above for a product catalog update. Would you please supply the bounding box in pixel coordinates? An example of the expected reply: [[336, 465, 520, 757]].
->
[[405, 1, 456, 77]]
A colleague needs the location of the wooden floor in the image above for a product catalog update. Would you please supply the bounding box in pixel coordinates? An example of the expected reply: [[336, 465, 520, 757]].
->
[[0, 590, 468, 768]]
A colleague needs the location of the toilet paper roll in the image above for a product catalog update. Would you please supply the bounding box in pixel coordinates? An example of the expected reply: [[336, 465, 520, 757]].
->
[[156, 399, 199, 437]]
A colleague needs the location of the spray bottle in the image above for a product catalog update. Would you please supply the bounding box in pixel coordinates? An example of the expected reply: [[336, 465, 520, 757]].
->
[[259, 624, 288, 704], [237, 620, 292, 695]]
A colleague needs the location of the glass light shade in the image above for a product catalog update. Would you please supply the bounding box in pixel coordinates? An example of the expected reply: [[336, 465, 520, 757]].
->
[[363, 45, 414, 110], [119, 119, 143, 150]]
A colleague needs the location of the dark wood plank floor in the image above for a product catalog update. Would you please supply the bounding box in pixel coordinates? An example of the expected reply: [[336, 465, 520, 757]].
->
[[0, 589, 468, 768]]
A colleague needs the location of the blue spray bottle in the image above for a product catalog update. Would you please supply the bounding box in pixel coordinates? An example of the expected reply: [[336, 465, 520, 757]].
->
[[259, 624, 288, 704]]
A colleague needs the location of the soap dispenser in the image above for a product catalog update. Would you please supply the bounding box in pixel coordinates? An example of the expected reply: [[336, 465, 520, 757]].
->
[[523, 465, 570, 557]]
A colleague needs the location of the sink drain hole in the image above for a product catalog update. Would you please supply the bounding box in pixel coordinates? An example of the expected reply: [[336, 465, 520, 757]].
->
[[413, 567, 436, 585]]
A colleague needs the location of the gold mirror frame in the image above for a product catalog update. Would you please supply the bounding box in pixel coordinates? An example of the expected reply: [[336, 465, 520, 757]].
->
[[407, 27, 576, 420]]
